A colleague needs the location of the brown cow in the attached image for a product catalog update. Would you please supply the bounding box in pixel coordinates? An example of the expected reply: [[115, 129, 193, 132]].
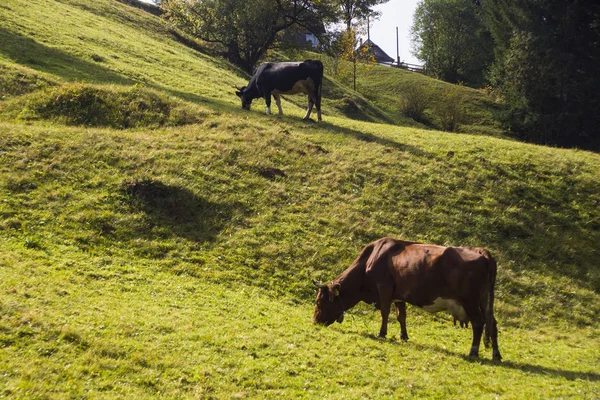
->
[[312, 237, 502, 361]]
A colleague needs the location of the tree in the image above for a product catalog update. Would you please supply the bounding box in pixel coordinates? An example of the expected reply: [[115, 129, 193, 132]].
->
[[410, 0, 493, 86], [333, 27, 376, 91], [161, 0, 334, 73], [334, 0, 389, 31], [482, 0, 600, 149]]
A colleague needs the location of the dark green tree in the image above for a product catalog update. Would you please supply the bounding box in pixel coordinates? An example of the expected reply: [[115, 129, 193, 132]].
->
[[482, 0, 600, 149], [410, 0, 494, 86]]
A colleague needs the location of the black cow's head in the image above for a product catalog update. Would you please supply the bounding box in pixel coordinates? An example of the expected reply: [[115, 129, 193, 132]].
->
[[312, 281, 344, 326], [235, 86, 252, 110]]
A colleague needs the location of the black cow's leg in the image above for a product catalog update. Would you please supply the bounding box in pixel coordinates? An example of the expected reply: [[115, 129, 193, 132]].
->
[[464, 305, 484, 357], [264, 93, 272, 115], [303, 96, 314, 120], [315, 91, 322, 121], [377, 285, 393, 338], [394, 302, 409, 341], [274, 94, 283, 115]]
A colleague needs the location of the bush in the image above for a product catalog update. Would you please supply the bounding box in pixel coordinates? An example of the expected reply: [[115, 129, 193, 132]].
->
[[433, 87, 464, 132], [399, 85, 431, 123], [2, 83, 207, 128]]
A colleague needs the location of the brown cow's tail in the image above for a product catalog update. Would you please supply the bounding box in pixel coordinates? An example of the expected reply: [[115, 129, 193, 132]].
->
[[484, 253, 497, 349]]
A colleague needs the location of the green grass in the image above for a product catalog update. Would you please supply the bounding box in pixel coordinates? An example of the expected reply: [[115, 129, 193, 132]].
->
[[1, 0, 599, 398]]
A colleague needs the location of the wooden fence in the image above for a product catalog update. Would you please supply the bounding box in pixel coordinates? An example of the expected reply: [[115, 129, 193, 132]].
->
[[391, 62, 427, 75]]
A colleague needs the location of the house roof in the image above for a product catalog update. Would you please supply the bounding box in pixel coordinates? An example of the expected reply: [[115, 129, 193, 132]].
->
[[360, 39, 395, 64]]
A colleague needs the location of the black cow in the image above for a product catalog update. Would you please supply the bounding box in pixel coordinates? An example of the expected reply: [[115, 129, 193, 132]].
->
[[235, 60, 323, 121]]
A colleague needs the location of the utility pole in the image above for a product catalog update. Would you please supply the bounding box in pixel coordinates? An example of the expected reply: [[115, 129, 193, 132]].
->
[[396, 26, 400, 67]]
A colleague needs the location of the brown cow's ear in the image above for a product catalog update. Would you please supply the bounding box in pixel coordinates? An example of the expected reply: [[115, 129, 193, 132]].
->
[[328, 283, 340, 302], [332, 283, 340, 297]]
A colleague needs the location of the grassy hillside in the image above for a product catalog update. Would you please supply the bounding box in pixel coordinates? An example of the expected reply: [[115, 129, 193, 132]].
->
[[1, 0, 599, 398], [353, 64, 505, 136], [290, 51, 505, 136]]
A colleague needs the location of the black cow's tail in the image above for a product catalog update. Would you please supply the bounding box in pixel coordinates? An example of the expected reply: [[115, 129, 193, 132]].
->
[[484, 253, 498, 349]]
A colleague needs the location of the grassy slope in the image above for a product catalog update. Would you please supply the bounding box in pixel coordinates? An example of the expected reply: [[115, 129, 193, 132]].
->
[[1, 0, 599, 398], [354, 64, 505, 136]]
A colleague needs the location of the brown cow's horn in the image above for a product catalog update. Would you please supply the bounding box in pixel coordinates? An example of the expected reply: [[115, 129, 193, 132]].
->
[[312, 280, 328, 289]]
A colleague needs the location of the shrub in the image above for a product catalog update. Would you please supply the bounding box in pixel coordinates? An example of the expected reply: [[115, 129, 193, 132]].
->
[[433, 87, 464, 132], [399, 85, 431, 123]]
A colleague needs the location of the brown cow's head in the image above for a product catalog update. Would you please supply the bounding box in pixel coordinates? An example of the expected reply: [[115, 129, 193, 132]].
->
[[312, 281, 344, 326], [235, 86, 252, 110]]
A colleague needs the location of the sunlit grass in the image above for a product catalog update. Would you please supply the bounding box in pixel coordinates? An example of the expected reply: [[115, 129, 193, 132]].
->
[[0, 0, 599, 398]]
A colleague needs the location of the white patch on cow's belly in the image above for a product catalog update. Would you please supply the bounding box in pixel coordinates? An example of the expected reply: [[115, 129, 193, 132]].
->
[[421, 297, 467, 322], [273, 78, 315, 96]]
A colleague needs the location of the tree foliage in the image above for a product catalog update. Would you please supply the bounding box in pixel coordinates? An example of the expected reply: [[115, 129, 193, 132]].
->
[[412, 0, 600, 149], [410, 0, 493, 86], [482, 0, 600, 149], [161, 0, 334, 73], [329, 28, 377, 91], [334, 0, 390, 30]]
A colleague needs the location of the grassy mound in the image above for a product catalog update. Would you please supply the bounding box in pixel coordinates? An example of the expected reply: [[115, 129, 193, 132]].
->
[[0, 83, 210, 128], [0, 61, 57, 100]]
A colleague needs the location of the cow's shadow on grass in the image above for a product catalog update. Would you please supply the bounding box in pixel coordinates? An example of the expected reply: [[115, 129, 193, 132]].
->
[[358, 333, 600, 382], [308, 121, 432, 158], [121, 178, 243, 243]]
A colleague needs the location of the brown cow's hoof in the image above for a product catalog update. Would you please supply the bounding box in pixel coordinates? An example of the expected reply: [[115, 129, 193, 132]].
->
[[400, 334, 409, 341], [493, 351, 502, 361]]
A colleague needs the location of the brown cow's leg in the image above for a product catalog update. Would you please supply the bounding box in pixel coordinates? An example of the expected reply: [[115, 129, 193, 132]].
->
[[489, 316, 502, 361], [481, 300, 502, 360], [377, 285, 393, 338], [464, 305, 484, 358], [394, 302, 409, 341]]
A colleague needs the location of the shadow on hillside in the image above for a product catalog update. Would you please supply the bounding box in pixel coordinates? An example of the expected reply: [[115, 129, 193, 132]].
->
[[155, 85, 244, 115], [357, 333, 600, 382], [316, 121, 432, 158], [275, 77, 397, 125], [121, 178, 244, 243], [0, 29, 134, 85]]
